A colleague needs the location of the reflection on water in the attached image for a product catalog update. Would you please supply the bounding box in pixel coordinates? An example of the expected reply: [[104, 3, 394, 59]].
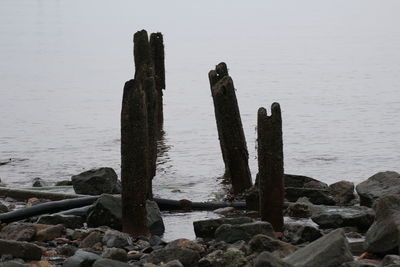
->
[[0, 0, 400, 239]]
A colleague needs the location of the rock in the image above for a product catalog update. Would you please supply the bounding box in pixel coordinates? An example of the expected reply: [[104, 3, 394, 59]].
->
[[215, 221, 275, 243], [341, 261, 378, 267], [286, 203, 311, 218], [285, 187, 335, 205], [79, 231, 103, 248], [284, 228, 353, 267], [144, 248, 200, 267], [0, 202, 9, 213], [254, 251, 293, 267], [32, 177, 47, 187], [249, 234, 298, 258], [37, 215, 84, 229], [284, 174, 328, 189], [87, 194, 164, 235], [102, 229, 134, 248], [193, 217, 253, 238], [329, 180, 356, 205], [0, 222, 36, 241], [160, 260, 184, 267], [35, 224, 65, 242], [63, 250, 102, 267], [311, 205, 375, 232], [71, 167, 120, 195], [356, 171, 400, 207], [55, 180, 72, 186], [93, 259, 131, 267], [382, 255, 400, 266], [1, 261, 30, 267], [283, 222, 322, 245], [197, 248, 247, 267], [102, 248, 128, 262], [57, 244, 78, 257], [0, 239, 42, 260], [165, 238, 205, 253], [364, 195, 400, 254]]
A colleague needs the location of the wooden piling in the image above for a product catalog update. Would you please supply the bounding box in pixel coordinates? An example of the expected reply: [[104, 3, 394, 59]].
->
[[209, 62, 252, 194], [121, 79, 150, 237], [150, 32, 165, 128], [133, 30, 152, 76], [257, 103, 284, 232]]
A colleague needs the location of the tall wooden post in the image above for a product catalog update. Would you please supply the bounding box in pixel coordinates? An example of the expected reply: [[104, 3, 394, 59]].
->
[[258, 103, 284, 232], [121, 79, 150, 237], [133, 30, 152, 76], [209, 62, 252, 194], [150, 32, 165, 129]]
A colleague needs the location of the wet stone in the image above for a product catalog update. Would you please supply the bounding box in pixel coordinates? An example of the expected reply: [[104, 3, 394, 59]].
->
[[0, 222, 36, 241], [215, 221, 275, 243], [102, 247, 128, 262], [193, 217, 253, 239]]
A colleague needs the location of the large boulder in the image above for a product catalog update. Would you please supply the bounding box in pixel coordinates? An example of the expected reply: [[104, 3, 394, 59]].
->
[[215, 221, 275, 243], [285, 187, 335, 205], [284, 174, 328, 189], [0, 239, 42, 260], [356, 171, 400, 207], [284, 229, 353, 267], [72, 167, 121, 195], [193, 217, 253, 238], [364, 195, 400, 254], [329, 180, 356, 205], [86, 194, 164, 235]]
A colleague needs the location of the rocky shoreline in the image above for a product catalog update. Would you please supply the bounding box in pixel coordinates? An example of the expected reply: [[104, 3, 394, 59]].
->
[[1, 169, 400, 266]]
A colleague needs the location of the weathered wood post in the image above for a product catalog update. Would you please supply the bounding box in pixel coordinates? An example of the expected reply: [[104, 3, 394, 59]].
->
[[257, 103, 284, 232], [150, 32, 165, 129], [121, 79, 150, 237], [133, 30, 152, 74], [208, 62, 252, 194]]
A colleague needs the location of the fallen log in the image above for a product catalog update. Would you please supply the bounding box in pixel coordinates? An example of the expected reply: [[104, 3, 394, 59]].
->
[[0, 187, 83, 201]]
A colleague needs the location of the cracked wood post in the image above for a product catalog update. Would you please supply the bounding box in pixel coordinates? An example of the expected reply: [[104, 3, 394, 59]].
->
[[150, 32, 165, 129], [209, 62, 252, 194], [133, 30, 158, 199], [121, 79, 150, 237], [257, 103, 284, 232]]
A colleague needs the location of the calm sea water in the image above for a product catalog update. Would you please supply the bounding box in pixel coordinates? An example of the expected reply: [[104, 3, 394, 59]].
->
[[1, 0, 399, 239]]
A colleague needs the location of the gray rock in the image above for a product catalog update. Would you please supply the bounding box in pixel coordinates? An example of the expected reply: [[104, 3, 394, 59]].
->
[[382, 255, 400, 266], [102, 229, 134, 248], [284, 228, 353, 267], [356, 171, 400, 207], [32, 177, 47, 187], [144, 247, 200, 267], [254, 251, 293, 267], [284, 174, 328, 189], [0, 202, 9, 213], [0, 222, 36, 241], [341, 261, 378, 267], [311, 205, 375, 232], [1, 261, 30, 267], [286, 203, 311, 218], [57, 244, 78, 257], [160, 260, 184, 267], [0, 239, 42, 260], [283, 222, 322, 245], [102, 248, 127, 262], [87, 194, 164, 235], [364, 195, 400, 254], [193, 217, 253, 238], [63, 250, 102, 267], [215, 221, 275, 243], [93, 259, 131, 267], [35, 224, 65, 242], [72, 167, 120, 195], [197, 248, 247, 267], [37, 214, 84, 229], [329, 180, 356, 205], [285, 187, 335, 205], [249, 234, 298, 258]]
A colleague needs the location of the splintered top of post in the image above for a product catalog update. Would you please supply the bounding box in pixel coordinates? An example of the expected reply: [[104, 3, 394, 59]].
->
[[258, 103, 282, 122], [133, 30, 151, 74], [208, 62, 230, 88], [150, 32, 163, 42], [210, 76, 235, 98]]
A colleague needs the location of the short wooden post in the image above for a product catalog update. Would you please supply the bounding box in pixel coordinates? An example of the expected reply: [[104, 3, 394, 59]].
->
[[257, 103, 284, 232], [121, 79, 150, 237], [209, 62, 252, 194], [150, 32, 165, 128], [133, 30, 152, 76]]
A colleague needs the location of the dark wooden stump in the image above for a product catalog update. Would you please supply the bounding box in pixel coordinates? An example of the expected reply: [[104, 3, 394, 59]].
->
[[133, 30, 151, 76], [150, 32, 165, 129], [257, 103, 284, 232], [121, 79, 150, 237], [209, 62, 252, 194]]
